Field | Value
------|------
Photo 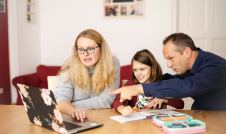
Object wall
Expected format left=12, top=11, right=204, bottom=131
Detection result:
left=8, top=0, right=41, bottom=103
left=39, top=0, right=176, bottom=70
left=16, top=0, right=41, bottom=74
left=8, top=0, right=176, bottom=103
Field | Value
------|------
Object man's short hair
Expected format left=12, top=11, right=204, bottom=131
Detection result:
left=163, top=33, right=198, bottom=53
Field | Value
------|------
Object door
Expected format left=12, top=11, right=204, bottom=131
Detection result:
left=179, top=0, right=226, bottom=58
left=178, top=0, right=226, bottom=109
left=0, top=0, right=11, bottom=104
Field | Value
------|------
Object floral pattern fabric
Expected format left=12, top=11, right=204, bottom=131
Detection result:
left=17, top=84, right=67, bottom=134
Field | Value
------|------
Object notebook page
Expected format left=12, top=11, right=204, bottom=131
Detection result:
left=110, top=112, right=146, bottom=123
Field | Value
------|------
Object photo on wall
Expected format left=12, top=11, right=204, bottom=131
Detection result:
left=26, top=0, right=36, bottom=23
left=104, top=0, right=144, bottom=18
left=0, top=0, right=5, bottom=13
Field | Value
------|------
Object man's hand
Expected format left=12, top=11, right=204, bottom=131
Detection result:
left=110, top=84, right=144, bottom=102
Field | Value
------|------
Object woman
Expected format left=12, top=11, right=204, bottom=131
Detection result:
left=54, top=29, right=120, bottom=121
left=112, top=49, right=184, bottom=116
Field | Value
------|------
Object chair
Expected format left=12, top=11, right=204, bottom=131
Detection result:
left=119, top=65, right=133, bottom=87
left=47, top=76, right=58, bottom=91
left=182, top=97, right=194, bottom=110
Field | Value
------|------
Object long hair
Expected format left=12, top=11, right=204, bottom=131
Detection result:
left=60, top=29, right=115, bottom=94
left=131, top=49, right=162, bottom=84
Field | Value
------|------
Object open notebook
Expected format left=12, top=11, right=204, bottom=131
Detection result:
left=110, top=109, right=180, bottom=124
left=17, top=84, right=103, bottom=134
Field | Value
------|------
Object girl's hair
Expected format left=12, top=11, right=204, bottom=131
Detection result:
left=60, top=29, right=115, bottom=94
left=131, top=49, right=162, bottom=84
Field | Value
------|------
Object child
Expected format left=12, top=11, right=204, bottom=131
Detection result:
left=112, top=49, right=184, bottom=116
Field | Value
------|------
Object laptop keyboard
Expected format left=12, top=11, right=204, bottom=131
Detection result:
left=63, top=121, right=82, bottom=130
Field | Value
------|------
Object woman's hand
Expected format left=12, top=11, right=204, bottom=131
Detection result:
left=70, top=108, right=86, bottom=122
left=146, top=98, right=168, bottom=109
left=57, top=100, right=87, bottom=122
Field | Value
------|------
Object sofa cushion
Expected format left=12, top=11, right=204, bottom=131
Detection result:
left=37, top=65, right=61, bottom=83
left=120, top=65, right=133, bottom=87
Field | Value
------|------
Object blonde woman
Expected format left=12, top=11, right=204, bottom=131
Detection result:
left=54, top=29, right=120, bottom=121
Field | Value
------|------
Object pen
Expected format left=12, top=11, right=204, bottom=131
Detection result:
left=132, top=106, right=137, bottom=112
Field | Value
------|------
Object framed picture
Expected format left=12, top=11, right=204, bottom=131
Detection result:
left=104, top=0, right=145, bottom=18
left=0, top=0, right=6, bottom=13
left=26, top=0, right=35, bottom=23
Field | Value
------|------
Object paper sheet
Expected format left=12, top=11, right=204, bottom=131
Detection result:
left=140, top=109, right=179, bottom=117
left=110, top=109, right=179, bottom=123
left=110, top=112, right=146, bottom=123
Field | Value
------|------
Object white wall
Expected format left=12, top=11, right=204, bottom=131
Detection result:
left=8, top=0, right=19, bottom=104
left=8, top=0, right=41, bottom=103
left=9, top=0, right=177, bottom=103
left=39, top=0, right=176, bottom=70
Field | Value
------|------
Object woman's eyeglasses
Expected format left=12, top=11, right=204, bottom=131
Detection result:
left=77, top=46, right=100, bottom=54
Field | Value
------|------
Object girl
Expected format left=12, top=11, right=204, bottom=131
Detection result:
left=112, top=49, right=184, bottom=116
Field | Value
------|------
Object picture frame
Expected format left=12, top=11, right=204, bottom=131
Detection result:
left=104, top=0, right=145, bottom=18
left=0, top=0, right=6, bottom=13
left=26, top=0, right=36, bottom=23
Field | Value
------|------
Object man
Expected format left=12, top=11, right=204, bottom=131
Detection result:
left=112, top=33, right=226, bottom=110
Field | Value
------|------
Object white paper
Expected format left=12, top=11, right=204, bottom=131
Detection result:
left=140, top=109, right=179, bottom=117
left=110, top=112, right=146, bottom=123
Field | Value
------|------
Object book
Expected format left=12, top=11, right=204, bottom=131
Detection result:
left=162, top=119, right=206, bottom=134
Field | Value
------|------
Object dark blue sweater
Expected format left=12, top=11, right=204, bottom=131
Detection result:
left=142, top=49, right=226, bottom=110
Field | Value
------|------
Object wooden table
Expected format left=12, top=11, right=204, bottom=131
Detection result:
left=0, top=105, right=226, bottom=134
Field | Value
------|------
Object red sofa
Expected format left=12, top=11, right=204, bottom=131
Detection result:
left=12, top=64, right=133, bottom=105
left=13, top=64, right=184, bottom=109
left=12, top=65, right=61, bottom=105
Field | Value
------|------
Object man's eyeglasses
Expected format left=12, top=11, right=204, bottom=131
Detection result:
left=77, top=46, right=100, bottom=54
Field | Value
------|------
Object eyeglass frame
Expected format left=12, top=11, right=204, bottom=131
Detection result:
left=77, top=45, right=100, bottom=54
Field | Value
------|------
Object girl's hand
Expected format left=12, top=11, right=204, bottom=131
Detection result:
left=146, top=98, right=168, bottom=109
left=121, top=106, right=134, bottom=116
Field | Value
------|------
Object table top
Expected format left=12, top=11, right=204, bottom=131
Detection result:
left=0, top=105, right=226, bottom=134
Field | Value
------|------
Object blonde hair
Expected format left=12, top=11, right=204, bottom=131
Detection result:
left=60, top=29, right=115, bottom=94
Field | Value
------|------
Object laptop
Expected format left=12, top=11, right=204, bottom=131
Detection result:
left=17, top=84, right=103, bottom=134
